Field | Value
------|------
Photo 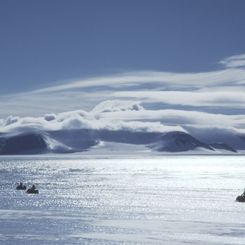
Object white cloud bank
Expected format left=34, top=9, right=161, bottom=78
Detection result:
left=0, top=100, right=245, bottom=137
left=0, top=101, right=185, bottom=134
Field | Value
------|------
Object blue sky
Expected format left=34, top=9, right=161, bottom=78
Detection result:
left=1, top=0, right=245, bottom=94
left=0, top=0, right=245, bottom=134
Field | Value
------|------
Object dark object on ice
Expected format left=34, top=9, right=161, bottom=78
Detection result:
left=16, top=182, right=26, bottom=190
left=236, top=190, right=245, bottom=202
left=236, top=195, right=245, bottom=202
left=26, top=184, right=39, bottom=194
left=26, top=189, right=39, bottom=194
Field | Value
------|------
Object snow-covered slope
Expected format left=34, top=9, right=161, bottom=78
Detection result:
left=0, top=128, right=242, bottom=155
left=149, top=131, right=213, bottom=152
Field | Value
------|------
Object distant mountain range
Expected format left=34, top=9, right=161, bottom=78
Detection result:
left=0, top=101, right=244, bottom=155
left=0, top=128, right=242, bottom=155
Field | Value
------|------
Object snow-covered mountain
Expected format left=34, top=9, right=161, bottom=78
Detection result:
left=0, top=101, right=244, bottom=155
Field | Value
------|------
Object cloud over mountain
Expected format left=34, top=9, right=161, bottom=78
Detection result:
left=0, top=100, right=244, bottom=154
left=0, top=54, right=245, bottom=154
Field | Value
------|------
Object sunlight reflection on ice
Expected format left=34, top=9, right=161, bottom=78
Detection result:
left=0, top=156, right=245, bottom=244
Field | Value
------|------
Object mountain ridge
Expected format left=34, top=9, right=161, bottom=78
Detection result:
left=0, top=129, right=241, bottom=155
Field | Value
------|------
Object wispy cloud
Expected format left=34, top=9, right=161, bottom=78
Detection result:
left=219, top=54, right=245, bottom=69
left=32, top=68, right=245, bottom=93
left=113, top=91, right=245, bottom=108
left=0, top=54, right=245, bottom=121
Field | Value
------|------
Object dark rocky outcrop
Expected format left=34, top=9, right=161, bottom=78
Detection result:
left=0, top=133, right=47, bottom=154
